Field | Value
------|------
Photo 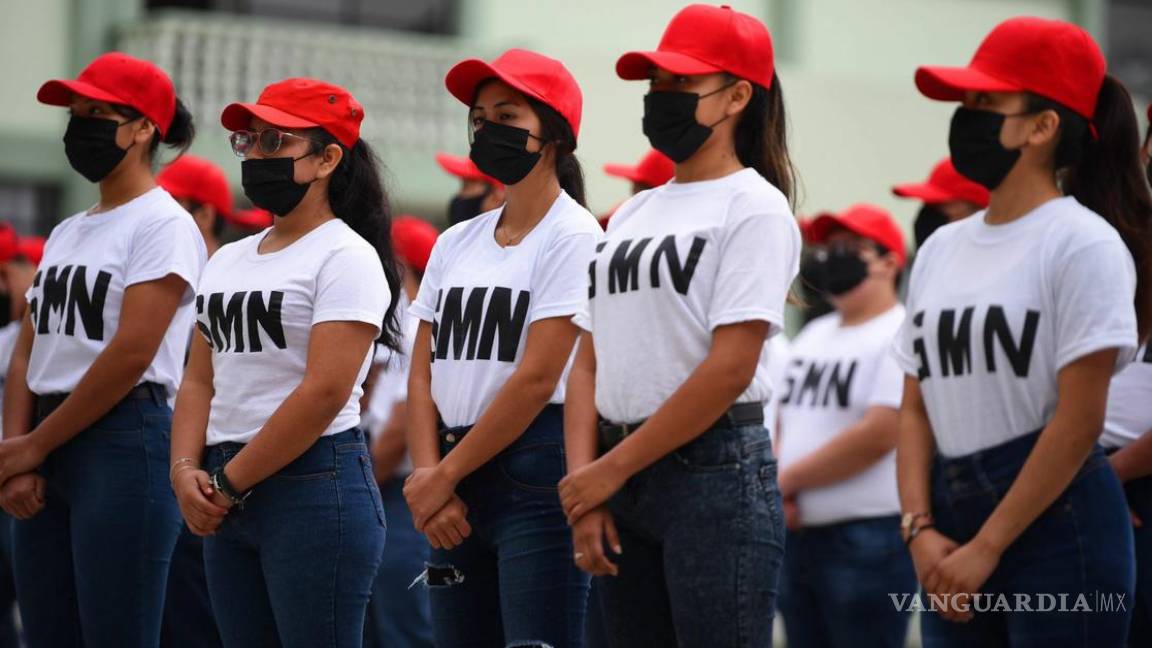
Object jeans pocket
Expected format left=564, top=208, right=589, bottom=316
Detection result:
left=672, top=436, right=742, bottom=473
left=498, top=442, right=565, bottom=493
left=358, top=454, right=387, bottom=527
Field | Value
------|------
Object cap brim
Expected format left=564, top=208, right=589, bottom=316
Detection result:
left=445, top=58, right=549, bottom=110
left=434, top=152, right=501, bottom=186
left=807, top=213, right=863, bottom=244
left=915, top=65, right=1021, bottom=101
left=892, top=182, right=952, bottom=204
left=37, top=79, right=124, bottom=107
left=603, top=162, right=641, bottom=182
left=220, top=102, right=320, bottom=132
left=616, top=51, right=723, bottom=81
left=228, top=210, right=274, bottom=230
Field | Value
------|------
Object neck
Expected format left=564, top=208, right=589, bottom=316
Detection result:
left=674, top=130, right=745, bottom=183
left=96, top=161, right=156, bottom=212
left=837, top=290, right=898, bottom=326
left=984, top=162, right=1061, bottom=225
left=501, top=171, right=560, bottom=232
left=9, top=298, right=26, bottom=323
left=272, top=192, right=336, bottom=242
left=204, top=236, right=220, bottom=258
left=404, top=272, right=420, bottom=302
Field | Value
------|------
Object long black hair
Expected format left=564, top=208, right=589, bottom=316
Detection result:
left=1027, top=75, right=1152, bottom=340
left=524, top=96, right=587, bottom=207
left=308, top=131, right=403, bottom=353
left=731, top=73, right=797, bottom=208
left=111, top=97, right=195, bottom=161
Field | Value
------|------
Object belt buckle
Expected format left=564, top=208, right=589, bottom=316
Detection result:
left=619, top=422, right=632, bottom=438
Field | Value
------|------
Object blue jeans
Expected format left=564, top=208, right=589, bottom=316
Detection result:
left=161, top=525, right=221, bottom=648
left=1124, top=473, right=1152, bottom=646
left=12, top=396, right=182, bottom=647
left=777, top=515, right=916, bottom=647
left=428, top=404, right=590, bottom=648
left=596, top=424, right=785, bottom=647
left=922, top=431, right=1135, bottom=647
left=203, top=428, right=386, bottom=648
left=364, top=477, right=432, bottom=648
left=0, top=513, right=20, bottom=648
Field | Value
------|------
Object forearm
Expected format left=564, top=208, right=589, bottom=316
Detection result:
left=170, top=378, right=214, bottom=469
left=406, top=376, right=442, bottom=470
left=564, top=364, right=599, bottom=472
left=896, top=397, right=936, bottom=516
left=3, top=343, right=34, bottom=440
left=1109, top=429, right=1152, bottom=482
left=785, top=417, right=896, bottom=492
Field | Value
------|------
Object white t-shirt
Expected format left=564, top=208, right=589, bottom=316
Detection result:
left=763, top=333, right=791, bottom=436
left=0, top=321, right=21, bottom=429
left=410, top=191, right=601, bottom=427
left=1101, top=343, right=1152, bottom=449
left=196, top=219, right=390, bottom=445
left=574, top=168, right=801, bottom=423
left=26, top=187, right=206, bottom=397
left=893, top=197, right=1137, bottom=458
left=778, top=306, right=905, bottom=526
left=362, top=310, right=418, bottom=476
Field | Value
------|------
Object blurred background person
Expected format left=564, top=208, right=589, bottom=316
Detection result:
left=597, top=148, right=674, bottom=228
left=435, top=152, right=504, bottom=226
left=892, top=157, right=990, bottom=250
left=157, top=154, right=234, bottom=258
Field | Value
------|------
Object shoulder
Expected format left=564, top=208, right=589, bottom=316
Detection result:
left=545, top=192, right=603, bottom=243
left=1045, top=198, right=1128, bottom=255
left=794, top=312, right=839, bottom=344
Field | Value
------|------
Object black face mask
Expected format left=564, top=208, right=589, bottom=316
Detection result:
left=913, top=204, right=950, bottom=249
left=948, top=107, right=1031, bottom=191
left=642, top=84, right=732, bottom=163
left=799, top=251, right=829, bottom=296
left=241, top=156, right=313, bottom=217
left=469, top=121, right=541, bottom=185
left=823, top=248, right=870, bottom=296
left=63, top=116, right=134, bottom=183
left=1146, top=161, right=1152, bottom=191
left=448, top=187, right=490, bottom=226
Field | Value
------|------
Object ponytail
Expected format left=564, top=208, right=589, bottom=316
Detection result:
left=733, top=73, right=797, bottom=208
left=525, top=96, right=587, bottom=207
left=1029, top=76, right=1152, bottom=340
left=310, top=132, right=403, bottom=353
left=111, top=96, right=195, bottom=161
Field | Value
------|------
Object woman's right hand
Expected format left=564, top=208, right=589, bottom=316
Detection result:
left=173, top=469, right=229, bottom=536
left=0, top=472, right=46, bottom=519
left=572, top=506, right=621, bottom=577
left=908, top=527, right=959, bottom=588
left=423, top=494, right=472, bottom=550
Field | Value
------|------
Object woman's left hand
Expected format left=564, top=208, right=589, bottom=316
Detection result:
left=0, top=435, right=47, bottom=483
left=925, top=535, right=1002, bottom=623
left=559, top=458, right=627, bottom=524
left=404, top=467, right=458, bottom=530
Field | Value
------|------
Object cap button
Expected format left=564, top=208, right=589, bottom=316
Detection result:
left=720, top=4, right=731, bottom=8
left=328, top=94, right=337, bottom=104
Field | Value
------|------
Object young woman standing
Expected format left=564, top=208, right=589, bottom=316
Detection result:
left=0, top=52, right=205, bottom=647
left=895, top=17, right=1152, bottom=645
left=170, top=78, right=400, bottom=648
left=558, top=5, right=801, bottom=645
left=402, top=48, right=601, bottom=647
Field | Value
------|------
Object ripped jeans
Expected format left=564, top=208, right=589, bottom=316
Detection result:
left=427, top=404, right=590, bottom=648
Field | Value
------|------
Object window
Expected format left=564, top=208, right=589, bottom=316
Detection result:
left=146, top=0, right=461, bottom=35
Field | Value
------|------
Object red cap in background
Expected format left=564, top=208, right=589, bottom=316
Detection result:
left=808, top=204, right=907, bottom=268
left=157, top=155, right=234, bottom=219
left=616, top=4, right=775, bottom=88
left=915, top=17, right=1105, bottom=123
left=222, top=78, right=364, bottom=149
left=446, top=48, right=583, bottom=138
left=892, top=158, right=990, bottom=208
left=604, top=149, right=675, bottom=187
left=228, top=208, right=274, bottom=231
left=0, top=224, right=17, bottom=264
left=38, top=52, right=178, bottom=136
left=435, top=152, right=502, bottom=187
left=16, top=237, right=45, bottom=266
left=392, top=216, right=439, bottom=274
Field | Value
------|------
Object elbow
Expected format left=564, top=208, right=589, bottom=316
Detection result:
left=717, top=361, right=758, bottom=401
left=517, top=369, right=563, bottom=406
left=305, top=380, right=354, bottom=417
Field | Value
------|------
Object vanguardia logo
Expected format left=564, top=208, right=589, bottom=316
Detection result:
left=889, top=591, right=1128, bottom=614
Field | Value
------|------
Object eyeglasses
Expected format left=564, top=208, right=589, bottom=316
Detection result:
left=229, top=128, right=317, bottom=158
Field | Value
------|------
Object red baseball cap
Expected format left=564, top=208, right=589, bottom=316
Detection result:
left=16, top=237, right=45, bottom=266
left=604, top=149, right=675, bottom=187
left=228, top=208, right=274, bottom=231
left=392, top=216, right=439, bottom=274
left=892, top=158, right=990, bottom=208
left=157, top=155, right=234, bottom=219
left=809, top=204, right=907, bottom=268
left=0, top=224, right=17, bottom=264
left=617, top=4, right=775, bottom=89
left=915, top=17, right=1105, bottom=122
left=435, top=152, right=502, bottom=187
left=221, top=78, right=364, bottom=149
left=446, top=49, right=583, bottom=139
left=38, top=52, right=177, bottom=136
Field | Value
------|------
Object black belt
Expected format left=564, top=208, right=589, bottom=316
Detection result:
left=35, top=381, right=167, bottom=420
left=598, top=401, right=764, bottom=454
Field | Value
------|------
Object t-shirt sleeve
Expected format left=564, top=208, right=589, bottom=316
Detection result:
left=1053, top=239, right=1138, bottom=372
left=892, top=251, right=928, bottom=377
left=708, top=208, right=800, bottom=334
left=868, top=350, right=906, bottom=409
left=312, top=244, right=390, bottom=331
left=409, top=237, right=446, bottom=323
left=529, top=231, right=600, bottom=323
left=125, top=214, right=206, bottom=295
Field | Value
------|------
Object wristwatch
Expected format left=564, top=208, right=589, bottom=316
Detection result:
left=901, top=512, right=934, bottom=545
left=210, top=467, right=251, bottom=509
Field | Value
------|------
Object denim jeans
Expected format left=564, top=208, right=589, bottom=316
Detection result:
left=161, top=525, right=221, bottom=648
left=777, top=515, right=916, bottom=648
left=12, top=395, right=182, bottom=648
left=921, top=431, right=1135, bottom=647
left=203, top=428, right=386, bottom=648
left=1124, top=472, right=1152, bottom=646
left=427, top=404, right=590, bottom=648
left=596, top=423, right=785, bottom=647
left=364, top=477, right=432, bottom=648
left=0, top=512, right=20, bottom=648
